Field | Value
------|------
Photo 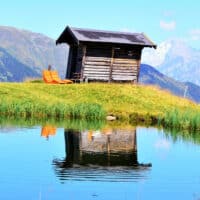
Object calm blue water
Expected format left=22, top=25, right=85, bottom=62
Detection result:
left=0, top=125, right=200, bottom=200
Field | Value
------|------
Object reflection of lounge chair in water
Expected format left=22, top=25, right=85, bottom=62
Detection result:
left=101, top=128, right=112, bottom=135
left=41, top=126, right=56, bottom=139
left=42, top=70, right=73, bottom=84
left=87, top=131, right=93, bottom=142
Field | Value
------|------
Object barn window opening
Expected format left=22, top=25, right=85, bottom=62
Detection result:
left=128, top=51, right=133, bottom=57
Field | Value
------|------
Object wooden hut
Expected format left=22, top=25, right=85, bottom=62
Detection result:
left=56, top=26, right=156, bottom=82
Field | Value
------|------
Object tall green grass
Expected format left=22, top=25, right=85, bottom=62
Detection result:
left=161, top=108, right=200, bottom=131
left=0, top=82, right=200, bottom=130
left=0, top=101, right=105, bottom=120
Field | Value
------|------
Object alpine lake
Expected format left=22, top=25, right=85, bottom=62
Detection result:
left=0, top=119, right=200, bottom=200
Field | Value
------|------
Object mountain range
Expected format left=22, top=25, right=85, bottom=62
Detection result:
left=0, top=26, right=200, bottom=103
left=142, top=39, right=200, bottom=85
left=139, top=64, right=200, bottom=103
left=0, top=26, right=68, bottom=80
left=0, top=47, right=39, bottom=81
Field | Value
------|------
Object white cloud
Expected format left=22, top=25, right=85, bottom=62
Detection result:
left=160, top=20, right=176, bottom=31
left=141, top=40, right=172, bottom=66
left=154, top=139, right=171, bottom=150
left=189, top=29, right=200, bottom=41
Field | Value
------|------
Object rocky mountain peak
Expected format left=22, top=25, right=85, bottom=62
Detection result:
left=0, top=26, right=68, bottom=76
left=142, top=39, right=200, bottom=85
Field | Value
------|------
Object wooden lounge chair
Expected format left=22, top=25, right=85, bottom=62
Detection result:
left=42, top=70, right=73, bottom=84
left=50, top=71, right=73, bottom=84
left=42, top=70, right=56, bottom=84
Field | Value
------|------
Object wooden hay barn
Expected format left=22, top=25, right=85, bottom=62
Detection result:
left=56, top=26, right=156, bottom=82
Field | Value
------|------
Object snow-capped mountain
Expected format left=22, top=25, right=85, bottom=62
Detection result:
left=142, top=40, right=200, bottom=85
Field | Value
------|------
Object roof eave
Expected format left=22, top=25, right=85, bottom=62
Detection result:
left=67, top=26, right=80, bottom=45
left=79, top=40, right=156, bottom=48
left=142, top=33, right=157, bottom=49
left=56, top=26, right=79, bottom=46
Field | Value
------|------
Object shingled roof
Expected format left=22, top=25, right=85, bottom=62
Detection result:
left=56, top=26, right=157, bottom=48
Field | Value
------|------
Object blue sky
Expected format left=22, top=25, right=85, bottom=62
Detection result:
left=1, top=0, right=200, bottom=48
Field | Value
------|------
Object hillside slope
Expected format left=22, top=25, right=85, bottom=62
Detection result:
left=0, top=47, right=39, bottom=81
left=0, top=82, right=198, bottom=118
left=1, top=82, right=200, bottom=130
left=0, top=26, right=68, bottom=77
left=139, top=64, right=200, bottom=103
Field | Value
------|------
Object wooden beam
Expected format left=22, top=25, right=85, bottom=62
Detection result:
left=113, top=58, right=138, bottom=64
left=81, top=45, right=87, bottom=79
left=85, top=56, right=111, bottom=62
left=85, top=61, right=111, bottom=66
left=136, top=59, right=141, bottom=83
left=109, top=47, right=115, bottom=82
left=112, top=72, right=138, bottom=76
left=84, top=71, right=110, bottom=75
left=84, top=68, right=110, bottom=73
left=112, top=75, right=137, bottom=81
left=112, top=63, right=138, bottom=67
left=85, top=75, right=110, bottom=80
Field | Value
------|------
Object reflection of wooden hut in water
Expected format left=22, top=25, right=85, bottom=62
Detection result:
left=53, top=128, right=151, bottom=167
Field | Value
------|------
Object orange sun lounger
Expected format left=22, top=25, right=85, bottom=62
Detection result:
left=42, top=70, right=55, bottom=84
left=42, top=70, right=73, bottom=84
left=50, top=71, right=73, bottom=84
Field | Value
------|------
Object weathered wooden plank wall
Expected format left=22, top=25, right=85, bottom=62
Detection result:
left=75, top=44, right=142, bottom=82
left=82, top=45, right=112, bottom=81
left=83, top=56, right=111, bottom=81
left=111, top=58, right=138, bottom=81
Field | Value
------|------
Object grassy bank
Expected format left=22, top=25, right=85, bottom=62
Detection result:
left=0, top=82, right=200, bottom=129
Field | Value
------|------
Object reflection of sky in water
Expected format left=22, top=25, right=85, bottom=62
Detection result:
left=154, top=139, right=171, bottom=150
left=0, top=126, right=200, bottom=200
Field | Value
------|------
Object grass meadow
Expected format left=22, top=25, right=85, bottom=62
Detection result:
left=0, top=82, right=200, bottom=130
